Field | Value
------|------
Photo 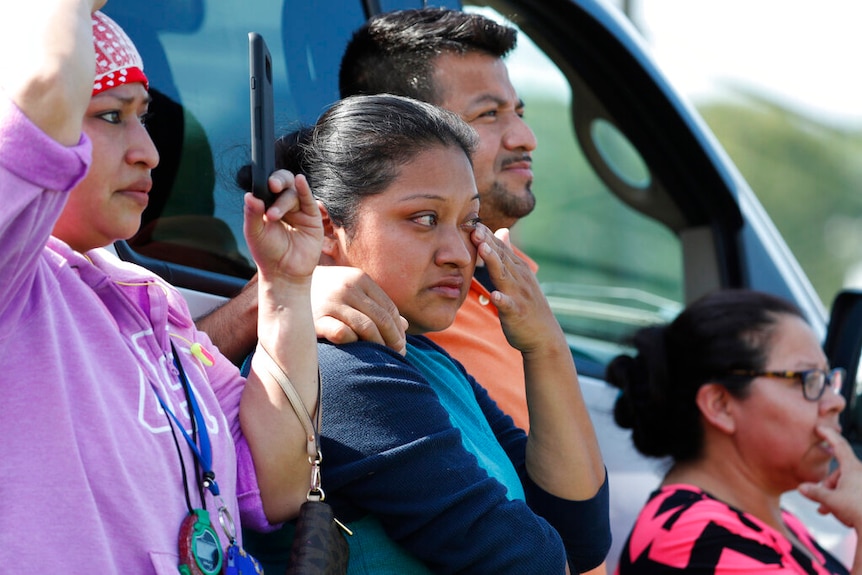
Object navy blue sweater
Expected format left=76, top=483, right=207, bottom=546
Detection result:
left=245, top=335, right=610, bottom=573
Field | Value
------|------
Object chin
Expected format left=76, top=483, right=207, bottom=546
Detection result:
left=800, top=462, right=833, bottom=485
left=408, top=314, right=458, bottom=335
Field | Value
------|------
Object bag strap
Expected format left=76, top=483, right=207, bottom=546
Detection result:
left=254, top=343, right=325, bottom=500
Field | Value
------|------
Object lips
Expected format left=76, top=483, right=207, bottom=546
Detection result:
left=815, top=425, right=842, bottom=456
left=117, top=178, right=152, bottom=207
left=500, top=156, right=533, bottom=182
left=126, top=176, right=153, bottom=195
left=430, top=276, right=466, bottom=299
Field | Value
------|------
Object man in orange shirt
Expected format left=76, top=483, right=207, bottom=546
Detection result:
left=338, top=7, right=539, bottom=430
left=336, top=11, right=608, bottom=573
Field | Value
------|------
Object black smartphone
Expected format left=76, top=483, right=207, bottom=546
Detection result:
left=249, top=32, right=276, bottom=207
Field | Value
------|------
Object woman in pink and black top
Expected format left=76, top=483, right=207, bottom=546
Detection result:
left=607, top=289, right=862, bottom=574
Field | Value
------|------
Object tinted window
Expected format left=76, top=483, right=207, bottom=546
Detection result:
left=110, top=0, right=685, bottom=364
left=468, top=5, right=683, bottom=365
left=104, top=0, right=368, bottom=279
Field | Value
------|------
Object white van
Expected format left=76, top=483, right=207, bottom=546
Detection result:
left=104, top=0, right=862, bottom=569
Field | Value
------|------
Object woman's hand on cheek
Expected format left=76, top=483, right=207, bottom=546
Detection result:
left=799, top=425, right=862, bottom=529
left=473, top=224, right=561, bottom=354
left=243, top=170, right=323, bottom=284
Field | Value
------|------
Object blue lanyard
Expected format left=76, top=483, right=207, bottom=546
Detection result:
left=154, top=343, right=220, bottom=499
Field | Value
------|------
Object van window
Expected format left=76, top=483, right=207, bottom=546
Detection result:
left=107, top=0, right=685, bottom=367
left=104, top=0, right=368, bottom=279
left=468, top=5, right=683, bottom=367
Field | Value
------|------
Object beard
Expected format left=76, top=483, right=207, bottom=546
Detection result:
left=481, top=180, right=536, bottom=230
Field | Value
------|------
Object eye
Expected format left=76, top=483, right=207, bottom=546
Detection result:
left=140, top=112, right=154, bottom=127
left=467, top=107, right=499, bottom=123
left=461, top=215, right=481, bottom=231
left=413, top=214, right=438, bottom=227
left=97, top=111, right=122, bottom=125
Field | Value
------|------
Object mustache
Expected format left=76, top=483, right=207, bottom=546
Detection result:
left=500, top=154, right=532, bottom=168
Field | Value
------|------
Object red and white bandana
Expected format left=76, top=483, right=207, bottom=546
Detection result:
left=91, top=11, right=148, bottom=96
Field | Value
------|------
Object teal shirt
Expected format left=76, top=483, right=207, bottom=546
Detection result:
left=404, top=342, right=525, bottom=502
left=340, top=342, right=527, bottom=575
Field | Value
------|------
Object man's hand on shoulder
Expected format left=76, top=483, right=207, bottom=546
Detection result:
left=312, top=266, right=407, bottom=355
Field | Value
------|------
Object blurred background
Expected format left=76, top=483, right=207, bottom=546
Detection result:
left=613, top=0, right=862, bottom=308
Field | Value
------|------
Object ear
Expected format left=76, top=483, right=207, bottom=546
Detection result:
left=318, top=201, right=343, bottom=265
left=696, top=383, right=736, bottom=435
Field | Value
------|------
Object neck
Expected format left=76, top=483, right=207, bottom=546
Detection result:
left=663, top=459, right=786, bottom=534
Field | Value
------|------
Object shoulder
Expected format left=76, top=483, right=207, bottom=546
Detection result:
left=623, top=485, right=785, bottom=570
left=638, top=485, right=767, bottom=534
left=317, top=338, right=432, bottom=395
left=89, top=247, right=197, bottom=330
left=318, top=338, right=410, bottom=368
left=781, top=508, right=822, bottom=552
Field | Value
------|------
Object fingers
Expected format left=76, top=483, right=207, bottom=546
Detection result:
left=473, top=225, right=521, bottom=291
left=310, top=267, right=407, bottom=355
left=798, top=426, right=862, bottom=529
left=494, top=227, right=512, bottom=248
left=243, top=169, right=323, bottom=283
left=246, top=171, right=315, bottom=227
left=314, top=316, right=359, bottom=345
left=470, top=224, right=566, bottom=353
left=473, top=224, right=542, bottom=306
left=817, top=426, right=855, bottom=465
left=314, top=309, right=407, bottom=355
left=261, top=170, right=299, bottom=221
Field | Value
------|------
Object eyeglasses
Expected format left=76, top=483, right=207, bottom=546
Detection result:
left=729, top=367, right=845, bottom=401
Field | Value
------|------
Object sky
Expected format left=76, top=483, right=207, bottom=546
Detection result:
left=623, top=0, right=862, bottom=127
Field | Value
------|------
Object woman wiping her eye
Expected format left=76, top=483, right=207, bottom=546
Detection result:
left=241, top=93, right=611, bottom=575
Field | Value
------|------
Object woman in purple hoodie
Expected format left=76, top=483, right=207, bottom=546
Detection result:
left=0, top=1, right=322, bottom=572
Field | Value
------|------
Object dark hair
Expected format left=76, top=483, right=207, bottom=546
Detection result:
left=291, top=94, right=477, bottom=231
left=274, top=127, right=313, bottom=176
left=339, top=8, right=517, bottom=103
left=606, top=289, right=805, bottom=463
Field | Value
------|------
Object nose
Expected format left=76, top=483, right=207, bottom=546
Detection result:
left=435, top=225, right=475, bottom=269
left=127, top=118, right=160, bottom=170
left=503, top=113, right=537, bottom=153
left=820, top=383, right=846, bottom=415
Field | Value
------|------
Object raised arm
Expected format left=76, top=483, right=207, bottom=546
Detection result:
left=472, top=224, right=606, bottom=498
left=238, top=170, right=323, bottom=522
left=0, top=0, right=104, bottom=145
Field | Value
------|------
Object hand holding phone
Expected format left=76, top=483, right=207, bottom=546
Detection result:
left=249, top=32, right=276, bottom=207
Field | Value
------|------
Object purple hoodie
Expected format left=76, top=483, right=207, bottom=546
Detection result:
left=0, top=95, right=269, bottom=573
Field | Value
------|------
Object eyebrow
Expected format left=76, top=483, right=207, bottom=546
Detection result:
left=95, top=93, right=153, bottom=107
left=398, top=192, right=481, bottom=203
left=468, top=94, right=525, bottom=109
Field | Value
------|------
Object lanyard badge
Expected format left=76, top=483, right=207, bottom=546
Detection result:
left=178, top=502, right=262, bottom=575
left=159, top=343, right=262, bottom=575
left=179, top=509, right=222, bottom=575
